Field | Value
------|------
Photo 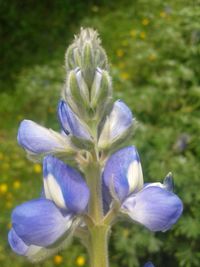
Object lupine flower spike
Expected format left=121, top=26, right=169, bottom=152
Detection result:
left=9, top=28, right=183, bottom=267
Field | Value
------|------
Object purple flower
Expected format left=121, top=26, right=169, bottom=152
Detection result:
left=17, top=120, right=75, bottom=159
left=103, top=146, right=183, bottom=232
left=8, top=156, right=89, bottom=262
left=98, top=100, right=134, bottom=149
left=103, top=146, right=143, bottom=202
left=43, top=156, right=89, bottom=212
left=58, top=100, right=91, bottom=140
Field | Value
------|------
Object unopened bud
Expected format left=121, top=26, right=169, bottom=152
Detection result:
left=91, top=68, right=112, bottom=109
left=82, top=42, right=94, bottom=69
left=65, top=28, right=108, bottom=74
left=64, top=68, right=90, bottom=119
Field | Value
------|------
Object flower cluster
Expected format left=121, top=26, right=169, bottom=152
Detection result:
left=8, top=28, right=183, bottom=266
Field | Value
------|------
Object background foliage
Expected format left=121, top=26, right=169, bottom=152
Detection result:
left=0, top=0, right=200, bottom=266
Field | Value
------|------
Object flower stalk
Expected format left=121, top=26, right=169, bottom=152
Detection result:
left=83, top=136, right=109, bottom=267
left=8, top=28, right=183, bottom=267
left=88, top=225, right=110, bottom=267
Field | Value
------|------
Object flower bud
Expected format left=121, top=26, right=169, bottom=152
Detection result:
left=82, top=42, right=94, bottom=69
left=58, top=100, right=94, bottom=150
left=90, top=68, right=112, bottom=110
left=58, top=100, right=91, bottom=140
left=73, top=48, right=82, bottom=67
left=81, top=42, right=95, bottom=87
left=98, top=100, right=134, bottom=150
left=65, top=28, right=108, bottom=73
left=64, top=68, right=90, bottom=120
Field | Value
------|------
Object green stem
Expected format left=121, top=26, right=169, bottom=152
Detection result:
left=88, top=225, right=110, bottom=267
left=85, top=157, right=103, bottom=223
left=82, top=117, right=111, bottom=267
left=84, top=149, right=110, bottom=267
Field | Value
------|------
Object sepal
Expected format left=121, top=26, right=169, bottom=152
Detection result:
left=70, top=135, right=94, bottom=150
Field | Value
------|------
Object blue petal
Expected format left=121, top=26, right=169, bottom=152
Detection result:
left=109, top=100, right=133, bottom=139
left=12, top=198, right=74, bottom=246
left=58, top=100, right=91, bottom=140
left=102, top=179, right=112, bottom=214
left=98, top=100, right=133, bottom=148
left=43, top=155, right=90, bottom=213
left=103, top=146, right=143, bottom=202
left=122, top=186, right=183, bottom=232
left=144, top=262, right=155, bottom=267
left=8, top=228, right=29, bottom=255
left=17, top=120, right=69, bottom=154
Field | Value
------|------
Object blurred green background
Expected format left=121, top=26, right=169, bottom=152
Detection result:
left=0, top=0, right=200, bottom=266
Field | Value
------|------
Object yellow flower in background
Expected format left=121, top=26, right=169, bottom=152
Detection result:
left=148, top=54, right=157, bottom=61
left=33, top=163, right=42, bottom=174
left=53, top=255, right=63, bottom=265
left=160, top=11, right=167, bottom=18
left=142, top=18, right=150, bottom=26
left=7, top=222, right=12, bottom=229
left=130, top=29, right=136, bottom=37
left=140, top=31, right=146, bottom=39
left=120, top=72, right=130, bottom=80
left=13, top=180, right=21, bottom=190
left=116, top=49, right=124, bottom=58
left=0, top=183, right=8, bottom=194
left=76, top=256, right=86, bottom=266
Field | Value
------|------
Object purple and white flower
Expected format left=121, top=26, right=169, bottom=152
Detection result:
left=58, top=100, right=91, bottom=140
left=17, top=120, right=75, bottom=159
left=98, top=100, right=134, bottom=149
left=103, top=146, right=183, bottom=232
left=8, top=156, right=89, bottom=262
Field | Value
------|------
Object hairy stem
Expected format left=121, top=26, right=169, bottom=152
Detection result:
left=86, top=161, right=103, bottom=222
left=88, top=225, right=110, bottom=267
left=83, top=141, right=110, bottom=267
